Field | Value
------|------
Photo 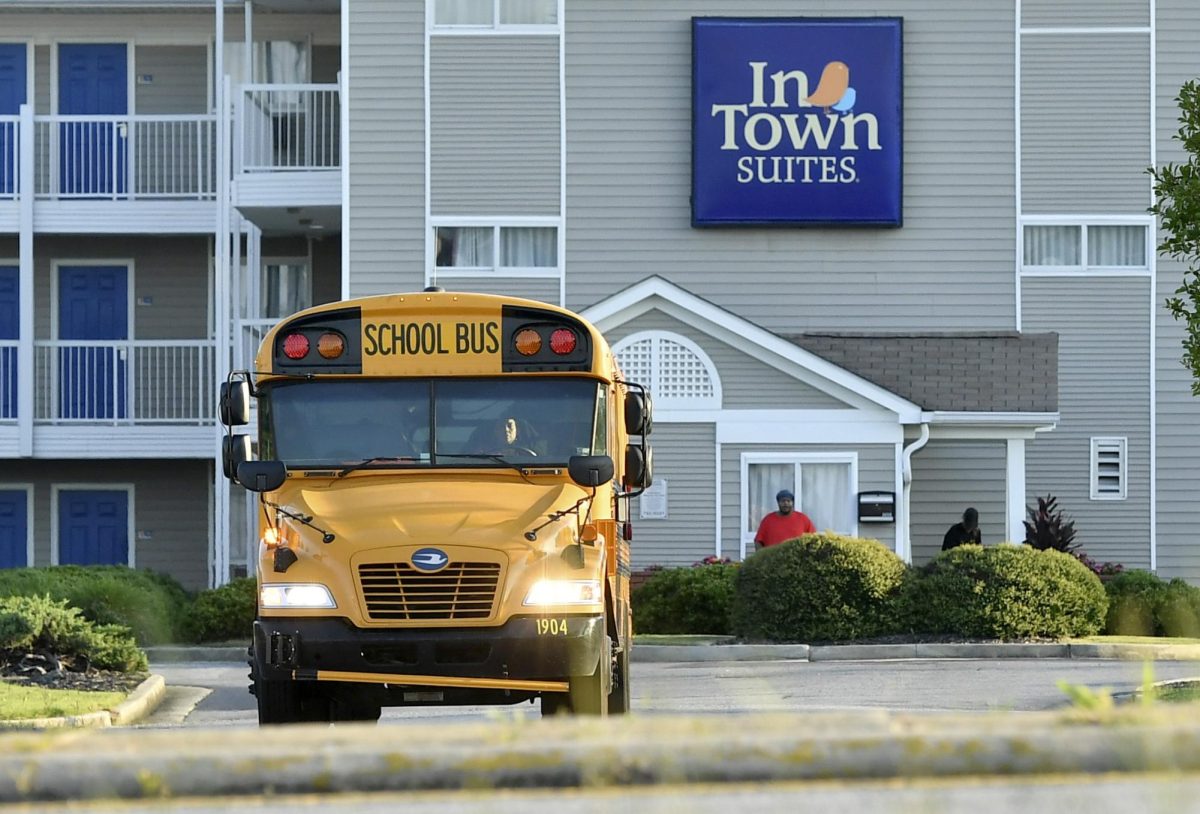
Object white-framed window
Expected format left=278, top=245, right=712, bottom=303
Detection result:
left=612, top=331, right=721, bottom=410
left=1090, top=437, right=1127, bottom=500
left=1021, top=219, right=1151, bottom=274
left=431, top=0, right=559, bottom=31
left=740, top=453, right=858, bottom=557
left=260, top=259, right=311, bottom=319
left=433, top=223, right=559, bottom=277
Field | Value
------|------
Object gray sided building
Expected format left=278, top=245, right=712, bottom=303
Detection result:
left=0, top=0, right=1195, bottom=587
left=345, top=0, right=1200, bottom=577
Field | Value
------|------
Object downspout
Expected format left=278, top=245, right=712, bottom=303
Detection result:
left=899, top=423, right=930, bottom=563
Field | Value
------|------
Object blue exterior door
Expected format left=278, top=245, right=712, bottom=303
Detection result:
left=0, top=44, right=25, bottom=195
left=0, top=266, right=17, bottom=419
left=58, top=265, right=128, bottom=419
left=58, top=44, right=127, bottom=196
left=0, top=490, right=28, bottom=569
left=58, top=489, right=128, bottom=565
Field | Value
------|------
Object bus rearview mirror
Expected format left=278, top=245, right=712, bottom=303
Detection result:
left=568, top=455, right=614, bottom=488
left=220, top=380, right=251, bottom=427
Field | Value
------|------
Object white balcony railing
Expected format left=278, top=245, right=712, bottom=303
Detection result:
left=33, top=114, right=217, bottom=200
left=237, top=318, right=277, bottom=371
left=238, top=84, right=340, bottom=172
left=0, top=116, right=17, bottom=201
left=34, top=340, right=216, bottom=424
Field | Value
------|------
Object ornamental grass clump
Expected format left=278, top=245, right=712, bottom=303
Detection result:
left=731, top=532, right=908, bottom=643
left=910, top=544, right=1107, bottom=640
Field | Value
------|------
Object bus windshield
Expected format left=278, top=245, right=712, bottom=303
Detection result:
left=260, top=377, right=603, bottom=468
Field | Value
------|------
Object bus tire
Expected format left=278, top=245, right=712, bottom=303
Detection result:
left=608, top=641, right=631, bottom=715
left=250, top=645, right=331, bottom=725
left=540, top=635, right=612, bottom=717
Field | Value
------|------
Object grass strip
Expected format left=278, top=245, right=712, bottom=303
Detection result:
left=0, top=682, right=126, bottom=721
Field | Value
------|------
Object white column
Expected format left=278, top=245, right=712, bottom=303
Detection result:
left=1005, top=438, right=1027, bottom=544
left=212, top=1, right=231, bottom=587
left=17, top=104, right=33, bottom=456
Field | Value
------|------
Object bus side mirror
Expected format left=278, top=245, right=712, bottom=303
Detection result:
left=222, top=435, right=252, bottom=480
left=623, top=444, right=653, bottom=489
left=624, top=390, right=652, bottom=436
left=237, top=460, right=287, bottom=492
left=219, top=380, right=251, bottom=427
left=568, top=455, right=614, bottom=488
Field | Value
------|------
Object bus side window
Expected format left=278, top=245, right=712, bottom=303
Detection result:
left=593, top=386, right=608, bottom=456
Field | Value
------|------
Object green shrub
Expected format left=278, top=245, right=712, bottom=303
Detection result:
left=183, top=578, right=257, bottom=643
left=632, top=564, right=738, bottom=635
left=0, top=566, right=190, bottom=645
left=0, top=594, right=147, bottom=672
left=910, top=545, right=1107, bottom=640
left=731, top=532, right=909, bottom=643
left=1105, top=570, right=1200, bottom=637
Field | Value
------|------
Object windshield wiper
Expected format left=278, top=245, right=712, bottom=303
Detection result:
left=336, top=456, right=419, bottom=478
left=434, top=452, right=527, bottom=471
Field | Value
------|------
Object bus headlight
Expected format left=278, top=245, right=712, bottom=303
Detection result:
left=260, top=583, right=337, bottom=609
left=523, top=580, right=602, bottom=606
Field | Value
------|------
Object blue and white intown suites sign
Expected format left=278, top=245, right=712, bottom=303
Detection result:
left=692, top=17, right=904, bottom=226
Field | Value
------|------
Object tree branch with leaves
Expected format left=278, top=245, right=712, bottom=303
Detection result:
left=1151, top=79, right=1200, bottom=395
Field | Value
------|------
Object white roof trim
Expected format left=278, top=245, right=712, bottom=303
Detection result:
left=583, top=277, right=923, bottom=422
left=923, top=411, right=1060, bottom=426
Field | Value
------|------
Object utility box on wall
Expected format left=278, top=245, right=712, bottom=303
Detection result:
left=858, top=491, right=895, bottom=523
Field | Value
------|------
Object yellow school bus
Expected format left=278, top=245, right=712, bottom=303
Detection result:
left=219, top=289, right=652, bottom=723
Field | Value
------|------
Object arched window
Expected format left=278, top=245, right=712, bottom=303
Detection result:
left=613, top=331, right=721, bottom=409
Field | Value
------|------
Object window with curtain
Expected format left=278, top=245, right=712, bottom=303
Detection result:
left=434, top=0, right=557, bottom=27
left=1022, top=223, right=1148, bottom=270
left=435, top=226, right=557, bottom=271
left=745, top=459, right=854, bottom=548
left=261, top=262, right=310, bottom=319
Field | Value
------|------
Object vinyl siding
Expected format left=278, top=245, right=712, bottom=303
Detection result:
left=564, top=1, right=1017, bottom=330
left=347, top=0, right=426, bottom=296
left=438, top=276, right=560, bottom=304
left=1022, top=0, right=1150, bottom=28
left=909, top=440, right=1007, bottom=566
left=135, top=46, right=207, bottom=114
left=628, top=423, right=716, bottom=569
left=7, top=459, right=210, bottom=591
left=429, top=38, right=560, bottom=215
left=721, top=442, right=896, bottom=560
left=1153, top=0, right=1200, bottom=581
left=1022, top=277, right=1151, bottom=567
left=1020, top=35, right=1151, bottom=214
left=604, top=307, right=854, bottom=409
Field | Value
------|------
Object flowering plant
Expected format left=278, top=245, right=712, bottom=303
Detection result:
left=693, top=555, right=734, bottom=567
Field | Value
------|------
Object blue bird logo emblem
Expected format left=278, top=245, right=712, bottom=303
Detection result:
left=412, top=548, right=450, bottom=572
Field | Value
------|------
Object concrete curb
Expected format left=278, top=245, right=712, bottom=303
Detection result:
left=145, top=641, right=1200, bottom=664
left=0, top=674, right=166, bottom=731
left=2, top=707, right=1200, bottom=802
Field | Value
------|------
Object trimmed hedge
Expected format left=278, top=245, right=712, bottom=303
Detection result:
left=184, top=577, right=256, bottom=643
left=0, top=594, right=147, bottom=672
left=1105, top=570, right=1200, bottom=637
left=0, top=566, right=190, bottom=645
left=732, top=532, right=908, bottom=643
left=632, top=564, right=738, bottom=635
left=906, top=545, right=1107, bottom=640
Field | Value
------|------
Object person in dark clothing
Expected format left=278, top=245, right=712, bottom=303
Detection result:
left=942, top=507, right=982, bottom=550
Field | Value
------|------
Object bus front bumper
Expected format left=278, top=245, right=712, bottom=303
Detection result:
left=253, top=615, right=606, bottom=692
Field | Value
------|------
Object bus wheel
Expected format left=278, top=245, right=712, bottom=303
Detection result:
left=541, top=636, right=613, bottom=716
left=250, top=648, right=331, bottom=725
left=608, top=640, right=631, bottom=715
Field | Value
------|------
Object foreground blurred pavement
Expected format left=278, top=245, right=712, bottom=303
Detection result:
left=5, top=705, right=1200, bottom=805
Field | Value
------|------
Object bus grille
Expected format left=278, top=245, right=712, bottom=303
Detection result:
left=357, top=562, right=501, bottom=621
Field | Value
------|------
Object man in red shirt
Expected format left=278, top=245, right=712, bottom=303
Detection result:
left=754, top=489, right=816, bottom=550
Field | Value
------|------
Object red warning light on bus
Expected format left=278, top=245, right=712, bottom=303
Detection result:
left=283, top=333, right=310, bottom=360
left=549, top=328, right=577, bottom=355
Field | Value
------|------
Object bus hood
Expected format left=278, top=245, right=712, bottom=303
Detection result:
left=276, top=478, right=590, bottom=552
